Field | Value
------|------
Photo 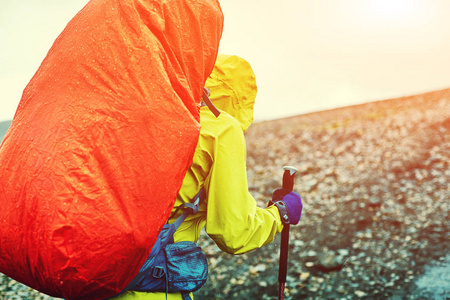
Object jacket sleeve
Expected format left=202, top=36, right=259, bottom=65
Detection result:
left=204, top=116, right=284, bottom=255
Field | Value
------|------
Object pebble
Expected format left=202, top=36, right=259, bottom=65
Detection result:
left=355, top=290, right=367, bottom=297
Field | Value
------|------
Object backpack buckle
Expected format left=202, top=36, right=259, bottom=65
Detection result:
left=152, top=266, right=165, bottom=278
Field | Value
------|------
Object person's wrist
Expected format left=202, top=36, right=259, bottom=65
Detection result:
left=274, top=201, right=290, bottom=224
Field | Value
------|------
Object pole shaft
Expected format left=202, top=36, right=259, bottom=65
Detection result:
left=278, top=166, right=297, bottom=300
left=279, top=225, right=290, bottom=283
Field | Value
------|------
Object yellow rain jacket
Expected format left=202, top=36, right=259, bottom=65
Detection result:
left=114, top=55, right=284, bottom=300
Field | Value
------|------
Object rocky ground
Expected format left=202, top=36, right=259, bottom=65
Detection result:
left=1, top=89, right=449, bottom=299
left=196, top=89, right=450, bottom=300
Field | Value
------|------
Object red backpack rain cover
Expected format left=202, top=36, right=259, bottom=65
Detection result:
left=0, top=0, right=223, bottom=299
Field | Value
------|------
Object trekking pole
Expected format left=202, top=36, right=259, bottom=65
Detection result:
left=278, top=166, right=297, bottom=300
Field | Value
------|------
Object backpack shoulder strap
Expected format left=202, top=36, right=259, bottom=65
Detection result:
left=171, top=187, right=206, bottom=231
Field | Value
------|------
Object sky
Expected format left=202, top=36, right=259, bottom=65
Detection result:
left=1, top=0, right=450, bottom=122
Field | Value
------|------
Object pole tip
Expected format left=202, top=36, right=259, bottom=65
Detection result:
left=283, top=166, right=298, bottom=176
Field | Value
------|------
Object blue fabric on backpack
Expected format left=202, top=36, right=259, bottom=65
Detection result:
left=124, top=227, right=208, bottom=293
left=135, top=240, right=208, bottom=293
left=114, top=189, right=208, bottom=298
left=165, top=241, right=208, bottom=292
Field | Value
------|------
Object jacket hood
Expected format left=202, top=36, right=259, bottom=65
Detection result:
left=205, top=54, right=257, bottom=131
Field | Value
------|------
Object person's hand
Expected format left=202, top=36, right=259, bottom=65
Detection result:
left=281, top=191, right=302, bottom=225
left=270, top=189, right=303, bottom=225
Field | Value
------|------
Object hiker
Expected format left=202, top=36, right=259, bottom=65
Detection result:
left=112, top=54, right=303, bottom=299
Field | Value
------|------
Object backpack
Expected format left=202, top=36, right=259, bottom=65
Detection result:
left=0, top=0, right=223, bottom=299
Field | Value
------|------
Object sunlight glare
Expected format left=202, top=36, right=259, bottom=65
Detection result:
left=367, top=0, right=416, bottom=21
